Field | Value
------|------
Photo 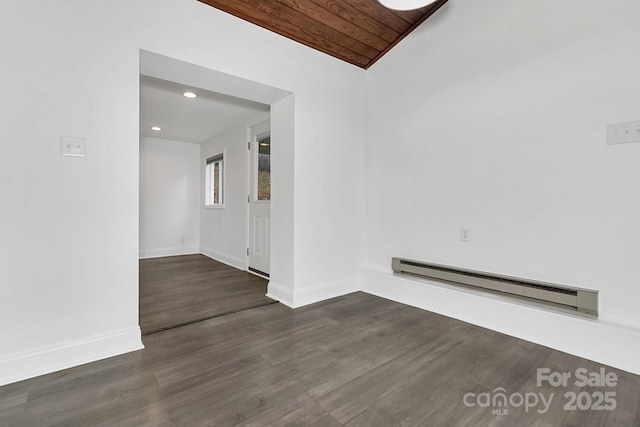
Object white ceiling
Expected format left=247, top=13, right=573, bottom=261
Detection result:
left=139, top=75, right=270, bottom=144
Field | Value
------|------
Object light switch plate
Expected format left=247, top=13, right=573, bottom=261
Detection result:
left=607, top=120, right=640, bottom=145
left=61, top=136, right=87, bottom=157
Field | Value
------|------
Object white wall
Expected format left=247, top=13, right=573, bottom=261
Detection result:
left=139, top=136, right=200, bottom=258
left=199, top=119, right=258, bottom=269
left=269, top=95, right=296, bottom=299
left=0, top=0, right=366, bottom=385
left=364, top=0, right=640, bottom=373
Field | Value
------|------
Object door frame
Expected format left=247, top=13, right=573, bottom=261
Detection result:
left=140, top=50, right=296, bottom=309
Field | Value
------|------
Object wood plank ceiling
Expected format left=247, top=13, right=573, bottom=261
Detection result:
left=198, top=0, right=448, bottom=69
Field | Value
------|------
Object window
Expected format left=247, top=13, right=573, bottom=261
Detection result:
left=205, top=154, right=224, bottom=206
left=257, top=135, right=270, bottom=201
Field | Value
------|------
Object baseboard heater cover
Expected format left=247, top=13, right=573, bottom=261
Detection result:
left=391, top=258, right=598, bottom=317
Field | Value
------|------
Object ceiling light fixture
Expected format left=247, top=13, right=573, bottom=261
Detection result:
left=150, top=126, right=162, bottom=131
left=378, top=0, right=438, bottom=11
left=182, top=91, right=197, bottom=99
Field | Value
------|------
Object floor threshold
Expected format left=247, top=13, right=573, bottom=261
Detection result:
left=142, top=300, right=279, bottom=336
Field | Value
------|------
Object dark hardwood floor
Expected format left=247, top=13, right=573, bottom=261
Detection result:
left=1, top=292, right=639, bottom=426
left=139, top=254, right=274, bottom=334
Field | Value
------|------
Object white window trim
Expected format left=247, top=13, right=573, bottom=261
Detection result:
left=205, top=152, right=225, bottom=208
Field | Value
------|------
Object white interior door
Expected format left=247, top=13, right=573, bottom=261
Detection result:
left=248, top=120, right=271, bottom=276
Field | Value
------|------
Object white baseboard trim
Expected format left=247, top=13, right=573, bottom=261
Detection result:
left=0, top=327, right=144, bottom=387
left=199, top=247, right=246, bottom=271
left=361, top=268, right=640, bottom=375
left=266, top=282, right=294, bottom=308
left=292, top=277, right=361, bottom=308
left=267, top=277, right=360, bottom=309
left=139, top=246, right=199, bottom=259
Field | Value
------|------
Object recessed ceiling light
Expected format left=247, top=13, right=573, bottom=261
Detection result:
left=182, top=91, right=197, bottom=99
left=150, top=126, right=162, bottom=131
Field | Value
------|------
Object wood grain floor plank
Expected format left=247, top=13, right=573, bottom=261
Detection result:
left=0, top=389, right=28, bottom=418
left=266, top=400, right=338, bottom=427
left=1, top=291, right=639, bottom=426
left=139, top=254, right=273, bottom=334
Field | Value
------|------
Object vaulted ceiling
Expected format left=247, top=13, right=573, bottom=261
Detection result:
left=198, top=0, right=448, bottom=69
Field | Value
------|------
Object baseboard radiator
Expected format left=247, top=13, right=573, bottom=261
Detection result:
left=392, top=258, right=598, bottom=317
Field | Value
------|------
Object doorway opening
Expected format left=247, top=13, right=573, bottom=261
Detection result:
left=138, top=50, right=294, bottom=333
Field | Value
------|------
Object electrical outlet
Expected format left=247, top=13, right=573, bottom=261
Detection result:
left=460, top=227, right=469, bottom=242
left=61, top=136, right=87, bottom=157
left=607, top=120, right=640, bottom=145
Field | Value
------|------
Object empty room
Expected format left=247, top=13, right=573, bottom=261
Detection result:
left=1, top=0, right=639, bottom=426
